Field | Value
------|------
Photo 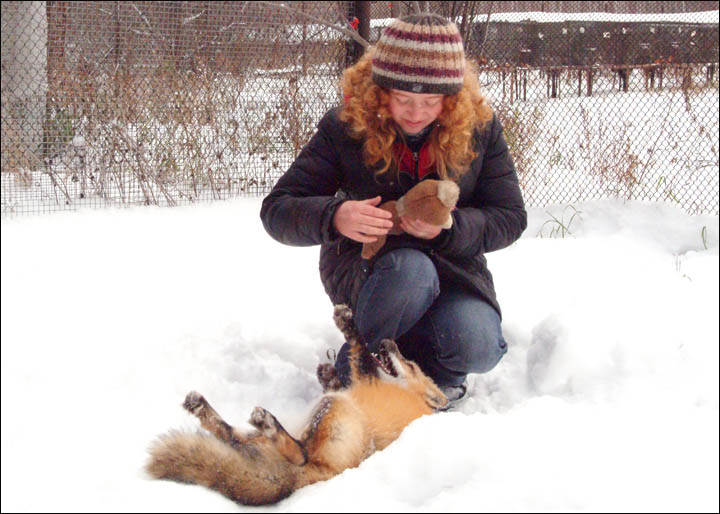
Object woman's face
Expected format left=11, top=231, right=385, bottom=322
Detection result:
left=388, top=89, right=444, bottom=134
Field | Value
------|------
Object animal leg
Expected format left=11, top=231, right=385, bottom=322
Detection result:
left=250, top=407, right=307, bottom=466
left=333, top=304, right=383, bottom=380
left=182, top=391, right=255, bottom=450
left=333, top=304, right=360, bottom=344
left=361, top=235, right=387, bottom=259
left=317, top=363, right=344, bottom=392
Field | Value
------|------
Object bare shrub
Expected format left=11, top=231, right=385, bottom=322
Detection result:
left=494, top=102, right=546, bottom=201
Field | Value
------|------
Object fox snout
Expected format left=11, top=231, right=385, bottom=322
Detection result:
left=379, top=339, right=398, bottom=354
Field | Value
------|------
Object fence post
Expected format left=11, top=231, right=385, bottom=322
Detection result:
left=350, top=0, right=371, bottom=64
left=113, top=1, right=121, bottom=97
left=1, top=1, right=48, bottom=170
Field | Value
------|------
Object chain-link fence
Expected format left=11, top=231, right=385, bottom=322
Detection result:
left=2, top=1, right=353, bottom=216
left=2, top=1, right=718, bottom=217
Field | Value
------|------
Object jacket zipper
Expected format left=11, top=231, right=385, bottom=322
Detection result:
left=413, top=151, right=419, bottom=179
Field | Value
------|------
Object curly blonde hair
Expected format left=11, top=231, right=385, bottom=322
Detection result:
left=339, top=47, right=493, bottom=180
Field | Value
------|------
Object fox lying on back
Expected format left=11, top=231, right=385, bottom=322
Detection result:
left=146, top=305, right=448, bottom=505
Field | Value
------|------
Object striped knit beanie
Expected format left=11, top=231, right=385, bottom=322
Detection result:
left=372, top=13, right=465, bottom=95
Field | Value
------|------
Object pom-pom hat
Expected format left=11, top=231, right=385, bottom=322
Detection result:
left=371, top=13, right=465, bottom=95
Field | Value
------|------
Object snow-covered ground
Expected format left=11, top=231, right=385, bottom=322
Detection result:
left=473, top=9, right=720, bottom=23
left=1, top=196, right=718, bottom=512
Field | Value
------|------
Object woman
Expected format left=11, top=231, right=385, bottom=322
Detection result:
left=260, top=13, right=527, bottom=403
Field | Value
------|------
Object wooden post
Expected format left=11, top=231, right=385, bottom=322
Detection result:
left=501, top=69, right=506, bottom=102
left=47, top=1, right=67, bottom=82
left=114, top=1, right=121, bottom=96
left=351, top=1, right=371, bottom=64
left=510, top=67, right=515, bottom=103
left=578, top=68, right=582, bottom=96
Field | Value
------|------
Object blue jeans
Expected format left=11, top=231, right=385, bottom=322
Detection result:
left=334, top=248, right=508, bottom=388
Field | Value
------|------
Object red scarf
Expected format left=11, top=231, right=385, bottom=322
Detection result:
left=343, top=96, right=435, bottom=179
left=393, top=140, right=434, bottom=180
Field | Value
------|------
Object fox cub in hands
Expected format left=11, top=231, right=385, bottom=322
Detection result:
left=146, top=305, right=448, bottom=505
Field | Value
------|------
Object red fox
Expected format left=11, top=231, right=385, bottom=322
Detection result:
left=146, top=304, right=448, bottom=505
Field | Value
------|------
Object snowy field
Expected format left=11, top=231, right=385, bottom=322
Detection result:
left=1, top=196, right=718, bottom=512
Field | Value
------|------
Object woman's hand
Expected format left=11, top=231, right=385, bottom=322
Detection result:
left=399, top=216, right=443, bottom=240
left=333, top=196, right=394, bottom=243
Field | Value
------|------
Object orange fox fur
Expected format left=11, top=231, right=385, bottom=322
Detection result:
left=146, top=305, right=448, bottom=505
left=361, top=179, right=460, bottom=259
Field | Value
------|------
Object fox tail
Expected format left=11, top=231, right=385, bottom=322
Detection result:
left=146, top=431, right=297, bottom=506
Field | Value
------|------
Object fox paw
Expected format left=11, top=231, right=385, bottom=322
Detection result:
left=333, top=304, right=359, bottom=342
left=183, top=391, right=205, bottom=414
left=317, top=363, right=344, bottom=392
left=249, top=407, right=278, bottom=436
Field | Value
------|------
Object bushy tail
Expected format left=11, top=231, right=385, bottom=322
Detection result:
left=146, top=431, right=297, bottom=506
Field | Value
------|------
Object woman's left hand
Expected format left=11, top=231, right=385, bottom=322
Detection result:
left=399, top=216, right=443, bottom=240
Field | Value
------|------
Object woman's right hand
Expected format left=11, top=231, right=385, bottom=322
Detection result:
left=333, top=196, right=394, bottom=243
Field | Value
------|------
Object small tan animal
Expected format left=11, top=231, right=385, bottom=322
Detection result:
left=146, top=305, right=448, bottom=505
left=362, top=179, right=460, bottom=259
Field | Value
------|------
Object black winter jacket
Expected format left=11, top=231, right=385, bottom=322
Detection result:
left=260, top=107, right=527, bottom=317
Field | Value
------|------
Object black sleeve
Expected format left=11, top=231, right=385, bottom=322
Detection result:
left=432, top=114, right=528, bottom=258
left=260, top=111, right=345, bottom=247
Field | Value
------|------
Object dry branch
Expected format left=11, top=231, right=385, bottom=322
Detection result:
left=255, top=1, right=369, bottom=48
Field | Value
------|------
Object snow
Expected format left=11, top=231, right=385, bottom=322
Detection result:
left=368, top=10, right=720, bottom=27
left=472, top=9, right=720, bottom=24
left=1, top=197, right=718, bottom=512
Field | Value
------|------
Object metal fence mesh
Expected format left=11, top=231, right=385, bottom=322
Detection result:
left=2, top=1, right=718, bottom=217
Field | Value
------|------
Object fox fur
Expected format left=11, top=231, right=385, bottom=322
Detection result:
left=146, top=305, right=448, bottom=505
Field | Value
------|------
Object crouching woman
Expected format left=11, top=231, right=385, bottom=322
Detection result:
left=260, top=13, right=527, bottom=402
